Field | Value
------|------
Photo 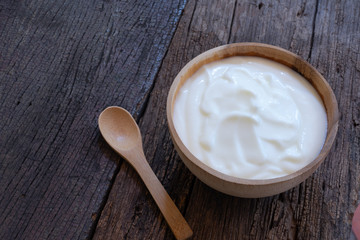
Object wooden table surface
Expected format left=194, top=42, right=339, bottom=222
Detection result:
left=1, top=0, right=359, bottom=239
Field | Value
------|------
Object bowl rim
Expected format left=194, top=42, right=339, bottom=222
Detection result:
left=166, top=42, right=339, bottom=186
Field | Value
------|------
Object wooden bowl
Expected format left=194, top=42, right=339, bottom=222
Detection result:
left=166, top=43, right=339, bottom=198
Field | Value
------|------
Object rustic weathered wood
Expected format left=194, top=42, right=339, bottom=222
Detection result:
left=1, top=0, right=359, bottom=239
left=93, top=1, right=238, bottom=238
left=300, top=0, right=360, bottom=239
left=0, top=0, right=186, bottom=239
left=93, top=0, right=359, bottom=239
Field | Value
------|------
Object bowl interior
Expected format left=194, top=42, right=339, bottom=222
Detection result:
left=166, top=43, right=339, bottom=194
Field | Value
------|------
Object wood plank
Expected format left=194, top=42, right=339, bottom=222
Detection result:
left=0, top=0, right=186, bottom=239
left=185, top=0, right=360, bottom=239
left=183, top=1, right=319, bottom=239
left=92, top=0, right=237, bottom=239
left=93, top=0, right=360, bottom=239
left=302, top=0, right=360, bottom=238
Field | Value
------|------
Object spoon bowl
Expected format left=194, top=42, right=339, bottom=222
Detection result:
left=98, top=106, right=193, bottom=240
left=99, top=106, right=141, bottom=152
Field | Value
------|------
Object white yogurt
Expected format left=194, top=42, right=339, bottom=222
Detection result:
left=173, top=56, right=327, bottom=179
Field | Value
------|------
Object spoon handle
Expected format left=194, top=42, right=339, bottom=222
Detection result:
left=129, top=150, right=193, bottom=240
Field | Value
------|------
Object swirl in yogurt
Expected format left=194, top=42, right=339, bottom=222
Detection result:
left=173, top=56, right=327, bottom=179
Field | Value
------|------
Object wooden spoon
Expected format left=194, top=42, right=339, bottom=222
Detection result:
left=98, top=106, right=193, bottom=240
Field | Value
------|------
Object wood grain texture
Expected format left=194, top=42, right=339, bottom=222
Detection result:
left=1, top=0, right=359, bottom=239
left=306, top=0, right=360, bottom=239
left=93, top=0, right=359, bottom=239
left=0, top=0, right=186, bottom=239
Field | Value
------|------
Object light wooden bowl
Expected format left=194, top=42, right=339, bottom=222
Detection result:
left=166, top=43, right=339, bottom=198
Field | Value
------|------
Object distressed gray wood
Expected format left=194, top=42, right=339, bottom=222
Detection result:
left=93, top=0, right=359, bottom=239
left=0, top=0, right=186, bottom=239
left=1, top=0, right=359, bottom=239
